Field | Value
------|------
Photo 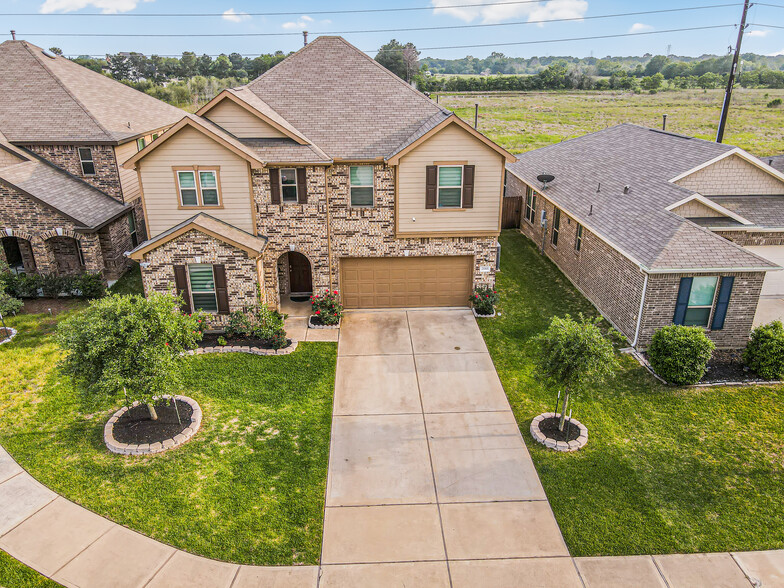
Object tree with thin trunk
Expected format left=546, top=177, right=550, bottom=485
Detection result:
left=533, top=314, right=617, bottom=431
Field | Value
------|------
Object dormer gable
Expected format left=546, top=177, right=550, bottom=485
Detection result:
left=666, top=193, right=753, bottom=225
left=671, top=149, right=784, bottom=196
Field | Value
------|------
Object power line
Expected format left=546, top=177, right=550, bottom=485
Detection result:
left=749, top=21, right=784, bottom=27
left=7, top=4, right=743, bottom=38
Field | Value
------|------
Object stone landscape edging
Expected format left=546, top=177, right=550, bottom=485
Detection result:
left=530, top=411, right=588, bottom=452
left=472, top=307, right=496, bottom=318
left=308, top=316, right=341, bottom=329
left=185, top=340, right=298, bottom=356
left=104, top=395, right=201, bottom=456
left=0, top=327, right=17, bottom=345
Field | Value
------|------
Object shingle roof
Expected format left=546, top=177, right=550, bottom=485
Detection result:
left=708, top=196, right=784, bottom=229
left=760, top=154, right=784, bottom=174
left=239, top=139, right=332, bottom=165
left=0, top=40, right=183, bottom=144
left=0, top=154, right=128, bottom=229
left=506, top=124, right=779, bottom=272
left=128, top=213, right=268, bottom=260
left=245, top=36, right=451, bottom=160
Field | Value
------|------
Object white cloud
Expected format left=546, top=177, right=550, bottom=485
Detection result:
left=223, top=8, right=250, bottom=23
left=768, top=48, right=784, bottom=56
left=282, top=14, right=314, bottom=29
left=431, top=0, right=587, bottom=25
left=747, top=29, right=769, bottom=38
left=39, top=0, right=153, bottom=14
left=629, top=23, right=653, bottom=33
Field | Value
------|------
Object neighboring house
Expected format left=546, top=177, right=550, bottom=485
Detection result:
left=505, top=124, right=784, bottom=349
left=126, top=37, right=514, bottom=322
left=761, top=154, right=784, bottom=174
left=0, top=40, right=183, bottom=281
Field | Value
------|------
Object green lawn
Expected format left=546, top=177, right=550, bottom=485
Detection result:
left=0, top=551, right=60, bottom=588
left=480, top=231, right=784, bottom=556
left=0, top=309, right=336, bottom=566
left=108, top=263, right=144, bottom=296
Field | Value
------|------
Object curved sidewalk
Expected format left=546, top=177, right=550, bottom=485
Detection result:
left=1, top=310, right=783, bottom=587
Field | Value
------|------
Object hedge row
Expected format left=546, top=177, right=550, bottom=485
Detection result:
left=0, top=272, right=105, bottom=300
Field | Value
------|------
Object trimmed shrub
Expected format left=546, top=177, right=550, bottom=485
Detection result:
left=226, top=304, right=287, bottom=348
left=311, top=289, right=343, bottom=325
left=0, top=289, right=23, bottom=316
left=73, top=273, right=106, bottom=299
left=648, top=325, right=715, bottom=385
left=743, top=321, right=784, bottom=380
left=470, top=285, right=499, bottom=316
left=0, top=271, right=106, bottom=300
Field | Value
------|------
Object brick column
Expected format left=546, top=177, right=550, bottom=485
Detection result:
left=79, top=234, right=104, bottom=274
left=31, top=238, right=56, bottom=274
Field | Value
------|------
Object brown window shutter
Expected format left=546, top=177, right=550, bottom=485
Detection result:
left=173, top=265, right=192, bottom=314
left=269, top=169, right=281, bottom=204
left=425, top=165, right=437, bottom=209
left=296, top=168, right=308, bottom=204
left=213, top=264, right=230, bottom=315
left=462, top=165, right=475, bottom=208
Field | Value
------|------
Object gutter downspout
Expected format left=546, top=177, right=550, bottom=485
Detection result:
left=632, top=269, right=649, bottom=348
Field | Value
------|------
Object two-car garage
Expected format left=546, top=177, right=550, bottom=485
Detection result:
left=340, top=256, right=474, bottom=309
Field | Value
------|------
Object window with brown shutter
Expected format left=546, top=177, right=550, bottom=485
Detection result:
left=213, top=264, right=230, bottom=315
left=296, top=167, right=308, bottom=204
left=173, top=265, right=192, bottom=314
left=425, top=165, right=437, bottom=209
left=270, top=168, right=281, bottom=204
left=462, top=165, right=475, bottom=209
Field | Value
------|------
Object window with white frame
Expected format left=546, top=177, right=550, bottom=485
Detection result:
left=280, top=168, right=298, bottom=203
left=78, top=147, right=95, bottom=176
left=437, top=165, right=463, bottom=208
left=524, top=186, right=537, bottom=224
left=350, top=166, right=374, bottom=207
left=575, top=223, right=583, bottom=251
left=176, top=169, right=220, bottom=207
left=188, top=264, right=218, bottom=312
left=684, top=276, right=718, bottom=327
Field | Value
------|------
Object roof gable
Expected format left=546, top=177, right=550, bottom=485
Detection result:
left=0, top=41, right=183, bottom=144
left=672, top=150, right=784, bottom=196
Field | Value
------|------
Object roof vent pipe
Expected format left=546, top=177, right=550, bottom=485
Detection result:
left=303, top=31, right=308, bottom=46
left=662, top=114, right=668, bottom=131
left=596, top=183, right=601, bottom=193
left=623, top=185, right=631, bottom=195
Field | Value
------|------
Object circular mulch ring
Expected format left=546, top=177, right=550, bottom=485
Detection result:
left=104, top=395, right=201, bottom=455
left=0, top=327, right=17, bottom=345
left=530, top=412, right=588, bottom=452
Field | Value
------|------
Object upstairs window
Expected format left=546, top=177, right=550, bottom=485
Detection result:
left=524, top=186, right=537, bottom=224
left=136, top=137, right=146, bottom=151
left=575, top=223, right=583, bottom=251
left=176, top=169, right=221, bottom=207
left=438, top=165, right=463, bottom=208
left=280, top=168, right=298, bottom=203
left=552, top=207, right=561, bottom=246
left=78, top=147, right=95, bottom=176
left=350, top=166, right=374, bottom=207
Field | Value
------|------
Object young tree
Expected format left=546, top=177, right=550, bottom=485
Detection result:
left=533, top=315, right=617, bottom=431
left=58, top=292, right=202, bottom=420
left=376, top=40, right=420, bottom=82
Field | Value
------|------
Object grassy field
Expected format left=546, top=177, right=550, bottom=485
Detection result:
left=0, top=309, right=336, bottom=567
left=479, top=231, right=784, bottom=556
left=438, top=88, right=784, bottom=156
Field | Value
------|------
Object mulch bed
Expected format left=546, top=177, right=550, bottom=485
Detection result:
left=538, top=416, right=581, bottom=443
left=0, top=328, right=12, bottom=340
left=642, top=349, right=763, bottom=384
left=113, top=399, right=193, bottom=445
left=198, top=333, right=292, bottom=350
left=309, top=315, right=340, bottom=327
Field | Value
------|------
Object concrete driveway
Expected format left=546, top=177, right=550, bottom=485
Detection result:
left=321, top=309, right=578, bottom=586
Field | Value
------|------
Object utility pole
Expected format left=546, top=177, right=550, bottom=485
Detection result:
left=716, top=0, right=750, bottom=143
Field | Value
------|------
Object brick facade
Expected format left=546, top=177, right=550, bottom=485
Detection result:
left=140, top=229, right=260, bottom=326
left=714, top=231, right=784, bottom=247
left=22, top=144, right=124, bottom=201
left=506, top=172, right=763, bottom=349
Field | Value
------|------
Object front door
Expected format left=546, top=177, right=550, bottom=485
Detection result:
left=289, top=252, right=312, bottom=294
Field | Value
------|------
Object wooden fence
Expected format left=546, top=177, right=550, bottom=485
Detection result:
left=501, top=196, right=522, bottom=229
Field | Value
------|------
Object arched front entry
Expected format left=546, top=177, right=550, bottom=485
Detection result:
left=1, top=236, right=36, bottom=274
left=277, top=251, right=313, bottom=300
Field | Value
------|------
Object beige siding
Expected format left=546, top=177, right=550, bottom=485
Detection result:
left=675, top=154, right=784, bottom=195
left=397, top=124, right=503, bottom=234
left=138, top=126, right=254, bottom=237
left=115, top=141, right=141, bottom=202
left=203, top=100, right=287, bottom=139
left=670, top=199, right=724, bottom=218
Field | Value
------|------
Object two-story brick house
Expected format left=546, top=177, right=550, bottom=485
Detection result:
left=126, top=37, right=515, bottom=321
left=0, top=40, right=183, bottom=281
left=505, top=124, right=784, bottom=349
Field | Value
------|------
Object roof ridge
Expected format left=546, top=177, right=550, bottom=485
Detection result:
left=21, top=42, right=114, bottom=142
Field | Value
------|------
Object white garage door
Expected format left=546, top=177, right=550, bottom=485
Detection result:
left=745, top=246, right=784, bottom=296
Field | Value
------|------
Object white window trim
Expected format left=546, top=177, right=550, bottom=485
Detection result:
left=78, top=147, right=95, bottom=176
left=177, top=169, right=221, bottom=207
left=437, top=165, right=464, bottom=209
left=685, top=276, right=719, bottom=328
left=187, top=264, right=218, bottom=314
left=349, top=165, right=375, bottom=208
left=280, top=168, right=299, bottom=203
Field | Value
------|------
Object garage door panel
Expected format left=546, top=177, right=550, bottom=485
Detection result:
left=744, top=246, right=784, bottom=296
left=340, top=256, right=473, bottom=309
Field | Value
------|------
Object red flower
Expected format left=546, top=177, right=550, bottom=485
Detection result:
left=334, top=290, right=338, bottom=295
left=316, top=310, right=321, bottom=315
left=165, top=342, right=169, bottom=346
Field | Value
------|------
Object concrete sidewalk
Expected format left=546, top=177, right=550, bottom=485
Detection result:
left=0, top=309, right=782, bottom=587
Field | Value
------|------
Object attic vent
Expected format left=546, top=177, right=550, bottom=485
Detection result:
left=623, top=185, right=631, bottom=195
left=41, top=49, right=57, bottom=59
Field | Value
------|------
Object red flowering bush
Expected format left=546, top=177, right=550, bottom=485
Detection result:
left=311, top=289, right=343, bottom=326
left=470, top=285, right=499, bottom=316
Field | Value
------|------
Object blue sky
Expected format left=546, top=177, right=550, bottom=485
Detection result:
left=1, top=0, right=782, bottom=59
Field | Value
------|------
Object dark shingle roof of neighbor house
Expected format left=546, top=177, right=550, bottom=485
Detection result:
left=239, top=139, right=333, bottom=165
left=245, top=36, right=453, bottom=160
left=506, top=124, right=780, bottom=272
left=0, top=150, right=129, bottom=229
left=760, top=154, right=784, bottom=173
left=0, top=40, right=183, bottom=144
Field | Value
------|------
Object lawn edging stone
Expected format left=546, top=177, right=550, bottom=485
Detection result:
left=185, top=341, right=298, bottom=356
left=530, top=412, right=588, bottom=452
left=308, top=316, right=341, bottom=330
left=0, top=327, right=17, bottom=345
left=472, top=308, right=496, bottom=318
left=104, top=395, right=201, bottom=456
